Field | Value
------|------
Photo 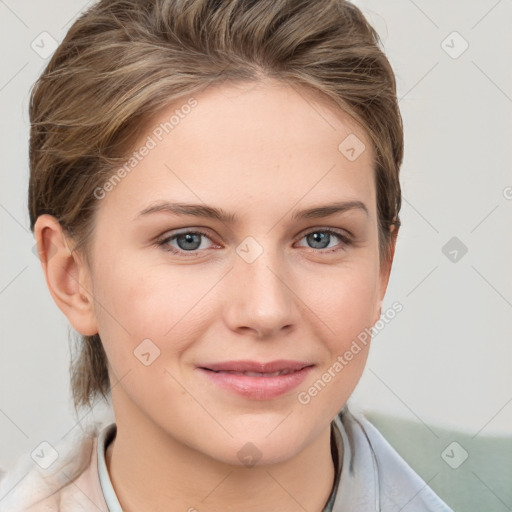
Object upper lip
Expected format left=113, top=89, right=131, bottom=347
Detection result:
left=199, top=360, right=314, bottom=373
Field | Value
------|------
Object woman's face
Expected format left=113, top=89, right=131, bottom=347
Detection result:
left=80, top=79, right=393, bottom=465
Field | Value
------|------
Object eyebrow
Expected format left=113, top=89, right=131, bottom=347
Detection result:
left=135, top=200, right=369, bottom=223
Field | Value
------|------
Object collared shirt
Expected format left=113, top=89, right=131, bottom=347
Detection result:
left=0, top=406, right=454, bottom=511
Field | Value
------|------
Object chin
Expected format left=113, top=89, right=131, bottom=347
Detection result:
left=218, top=429, right=307, bottom=468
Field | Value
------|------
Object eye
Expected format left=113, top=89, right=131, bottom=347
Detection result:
left=296, top=228, right=353, bottom=253
left=156, top=229, right=217, bottom=257
left=155, top=227, right=353, bottom=258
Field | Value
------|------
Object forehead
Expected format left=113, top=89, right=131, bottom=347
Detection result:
left=147, top=79, right=373, bottom=162
left=99, top=79, right=376, bottom=220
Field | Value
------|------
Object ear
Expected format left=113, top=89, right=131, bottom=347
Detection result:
left=33, top=214, right=98, bottom=336
left=373, top=223, right=399, bottom=325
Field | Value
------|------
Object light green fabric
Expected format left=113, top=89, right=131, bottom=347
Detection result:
left=364, top=411, right=512, bottom=512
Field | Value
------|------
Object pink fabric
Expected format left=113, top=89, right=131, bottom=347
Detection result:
left=0, top=423, right=109, bottom=512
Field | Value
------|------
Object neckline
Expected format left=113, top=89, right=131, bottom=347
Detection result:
left=97, top=422, right=122, bottom=512
left=96, top=414, right=347, bottom=512
left=322, top=412, right=345, bottom=511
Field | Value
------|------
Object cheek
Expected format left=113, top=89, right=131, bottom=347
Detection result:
left=90, top=258, right=214, bottom=370
left=299, top=259, right=380, bottom=347
left=295, top=266, right=377, bottom=416
left=292, top=260, right=379, bottom=412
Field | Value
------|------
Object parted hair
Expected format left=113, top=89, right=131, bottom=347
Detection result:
left=28, top=0, right=403, bottom=413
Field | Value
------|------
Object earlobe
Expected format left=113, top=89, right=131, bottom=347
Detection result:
left=34, top=214, right=98, bottom=336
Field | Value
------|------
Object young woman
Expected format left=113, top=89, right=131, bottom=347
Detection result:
left=0, top=0, right=453, bottom=510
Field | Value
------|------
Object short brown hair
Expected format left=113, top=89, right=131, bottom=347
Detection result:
left=28, top=0, right=403, bottom=413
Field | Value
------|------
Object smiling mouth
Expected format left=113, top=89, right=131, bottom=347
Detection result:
left=197, top=363, right=314, bottom=399
left=201, top=368, right=300, bottom=377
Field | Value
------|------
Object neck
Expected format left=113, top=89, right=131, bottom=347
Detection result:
left=105, top=412, right=337, bottom=512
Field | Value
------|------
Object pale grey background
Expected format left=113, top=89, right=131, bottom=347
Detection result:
left=0, top=0, right=511, bottom=507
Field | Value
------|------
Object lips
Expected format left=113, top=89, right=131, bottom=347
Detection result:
left=199, top=360, right=313, bottom=375
left=197, top=360, right=315, bottom=400
left=213, top=369, right=295, bottom=377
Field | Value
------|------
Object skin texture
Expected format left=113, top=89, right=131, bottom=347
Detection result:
left=35, top=78, right=397, bottom=512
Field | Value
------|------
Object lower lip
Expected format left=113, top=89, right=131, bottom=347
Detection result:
left=198, top=366, right=314, bottom=400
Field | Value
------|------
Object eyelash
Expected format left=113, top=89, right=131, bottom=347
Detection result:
left=155, top=228, right=353, bottom=258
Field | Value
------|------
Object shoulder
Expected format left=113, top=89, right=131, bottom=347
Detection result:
left=0, top=422, right=106, bottom=512
left=338, top=406, right=454, bottom=512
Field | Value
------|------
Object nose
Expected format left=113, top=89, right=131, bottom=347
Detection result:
left=222, top=243, right=299, bottom=339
